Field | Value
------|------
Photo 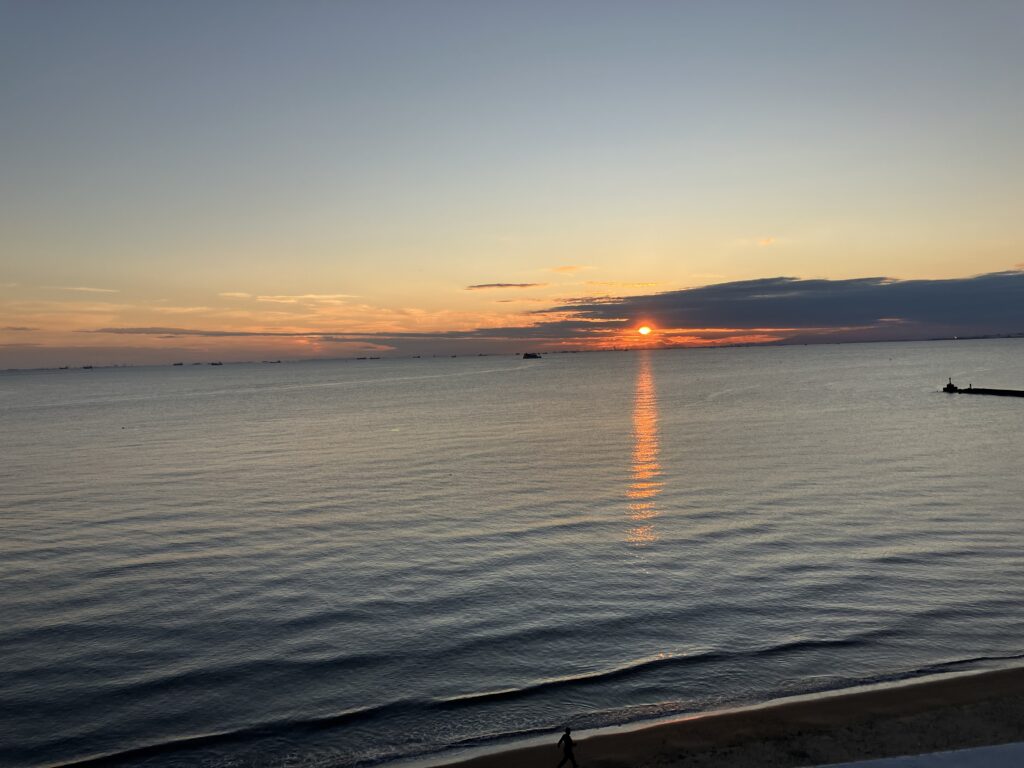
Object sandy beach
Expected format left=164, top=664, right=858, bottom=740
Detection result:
left=439, top=666, right=1024, bottom=768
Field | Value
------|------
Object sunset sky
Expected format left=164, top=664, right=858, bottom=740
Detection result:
left=2, top=1, right=1022, bottom=367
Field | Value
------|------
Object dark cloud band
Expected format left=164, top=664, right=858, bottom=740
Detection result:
left=536, top=271, right=1024, bottom=339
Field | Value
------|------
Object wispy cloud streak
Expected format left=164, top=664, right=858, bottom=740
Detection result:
left=256, top=294, right=357, bottom=304
left=43, top=286, right=119, bottom=293
left=466, top=283, right=547, bottom=290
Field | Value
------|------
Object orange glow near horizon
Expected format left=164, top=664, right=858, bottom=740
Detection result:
left=583, top=324, right=798, bottom=351
left=638, top=325, right=652, bottom=335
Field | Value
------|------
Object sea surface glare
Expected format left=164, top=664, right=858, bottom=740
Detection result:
left=2, top=340, right=1023, bottom=768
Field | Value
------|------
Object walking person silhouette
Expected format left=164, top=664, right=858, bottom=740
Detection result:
left=557, top=727, right=578, bottom=768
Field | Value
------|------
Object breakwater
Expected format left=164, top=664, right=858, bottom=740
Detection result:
left=943, top=379, right=1024, bottom=397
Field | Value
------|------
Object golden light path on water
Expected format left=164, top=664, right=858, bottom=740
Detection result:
left=627, top=352, right=662, bottom=545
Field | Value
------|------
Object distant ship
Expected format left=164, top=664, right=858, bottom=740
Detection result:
left=523, top=352, right=542, bottom=359
left=172, top=362, right=184, bottom=366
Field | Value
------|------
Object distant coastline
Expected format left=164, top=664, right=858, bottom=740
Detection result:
left=3, top=333, right=1024, bottom=374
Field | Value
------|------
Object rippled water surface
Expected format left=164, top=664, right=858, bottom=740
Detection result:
left=2, top=341, right=1023, bottom=768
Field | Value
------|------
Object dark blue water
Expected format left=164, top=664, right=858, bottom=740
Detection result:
left=2, top=341, right=1023, bottom=768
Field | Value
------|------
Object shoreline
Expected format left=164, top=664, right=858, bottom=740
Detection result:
left=421, top=664, right=1024, bottom=768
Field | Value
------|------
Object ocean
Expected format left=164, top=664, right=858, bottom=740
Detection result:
left=2, top=340, right=1023, bottom=768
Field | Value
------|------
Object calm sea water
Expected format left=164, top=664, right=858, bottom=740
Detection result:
left=2, top=340, right=1023, bottom=768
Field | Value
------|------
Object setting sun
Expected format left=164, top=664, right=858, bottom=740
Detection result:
left=638, top=326, right=652, bottom=335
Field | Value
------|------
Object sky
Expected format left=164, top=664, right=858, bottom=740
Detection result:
left=2, top=0, right=1022, bottom=367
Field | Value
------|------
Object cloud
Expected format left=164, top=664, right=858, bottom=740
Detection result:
left=152, top=306, right=213, bottom=314
left=466, top=283, right=548, bottom=290
left=586, top=281, right=661, bottom=288
left=758, top=237, right=776, bottom=247
left=72, top=271, right=1024, bottom=360
left=550, top=265, right=589, bottom=274
left=256, top=294, right=357, bottom=304
left=219, top=292, right=252, bottom=299
left=539, top=271, right=1024, bottom=341
left=90, top=327, right=292, bottom=337
left=43, top=285, right=119, bottom=293
left=84, top=325, right=593, bottom=342
left=2, top=326, right=38, bottom=331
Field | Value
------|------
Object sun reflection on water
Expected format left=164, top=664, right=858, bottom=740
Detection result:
left=627, top=352, right=662, bottom=545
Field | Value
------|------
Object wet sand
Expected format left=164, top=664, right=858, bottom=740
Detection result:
left=439, top=666, right=1024, bottom=768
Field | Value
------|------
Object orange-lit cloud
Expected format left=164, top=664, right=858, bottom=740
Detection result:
left=466, top=283, right=547, bottom=290
left=256, top=294, right=357, bottom=304
left=586, top=281, right=661, bottom=288
left=42, top=285, right=119, bottom=293
left=550, top=265, right=589, bottom=274
left=152, top=306, right=213, bottom=314
left=664, top=333, right=786, bottom=346
left=758, top=237, right=776, bottom=247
